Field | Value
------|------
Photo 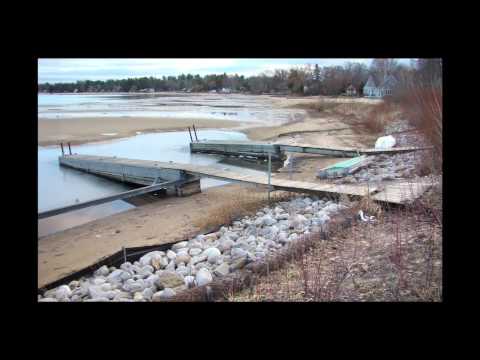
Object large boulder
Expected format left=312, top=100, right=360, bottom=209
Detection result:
left=189, top=248, right=202, bottom=256
left=231, top=247, right=247, bottom=259
left=195, top=268, right=213, bottom=287
left=55, top=285, right=72, bottom=300
left=204, top=248, right=221, bottom=264
left=171, top=241, right=188, bottom=251
left=213, top=262, right=230, bottom=277
left=152, top=288, right=176, bottom=301
left=175, top=254, right=191, bottom=265
left=157, top=271, right=185, bottom=289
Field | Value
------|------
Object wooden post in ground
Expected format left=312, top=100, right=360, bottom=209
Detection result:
left=68, top=142, right=72, bottom=155
left=268, top=152, right=272, bottom=202
left=60, top=143, right=64, bottom=156
left=192, top=124, right=199, bottom=142
left=187, top=127, right=193, bottom=142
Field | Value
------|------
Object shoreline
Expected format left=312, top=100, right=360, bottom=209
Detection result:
left=38, top=116, right=254, bottom=146
left=37, top=96, right=381, bottom=287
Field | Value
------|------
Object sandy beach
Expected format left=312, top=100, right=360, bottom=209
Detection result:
left=38, top=95, right=381, bottom=287
left=38, top=116, right=247, bottom=146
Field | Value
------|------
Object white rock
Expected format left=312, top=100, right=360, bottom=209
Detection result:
left=205, top=248, right=221, bottom=264
left=107, top=269, right=124, bottom=284
left=214, top=262, right=230, bottom=277
left=203, top=247, right=221, bottom=258
left=39, top=297, right=58, bottom=302
left=144, top=274, right=159, bottom=288
left=84, top=297, right=110, bottom=302
left=231, top=248, right=247, bottom=259
left=218, top=239, right=235, bottom=252
left=142, top=287, right=154, bottom=301
left=94, top=265, right=110, bottom=277
left=92, top=277, right=106, bottom=286
left=196, top=268, right=213, bottom=286
left=171, top=241, right=188, bottom=251
left=189, top=248, right=202, bottom=256
left=191, top=254, right=207, bottom=265
left=165, top=260, right=176, bottom=271
left=55, top=285, right=72, bottom=300
left=68, top=280, right=80, bottom=289
left=166, top=250, right=177, bottom=260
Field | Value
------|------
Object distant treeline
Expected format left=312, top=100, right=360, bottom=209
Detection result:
left=38, top=59, right=439, bottom=96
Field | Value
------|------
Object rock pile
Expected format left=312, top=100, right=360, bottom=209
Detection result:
left=334, top=152, right=419, bottom=184
left=38, top=195, right=347, bottom=302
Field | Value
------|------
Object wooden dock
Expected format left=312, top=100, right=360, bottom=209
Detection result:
left=190, top=140, right=432, bottom=160
left=58, top=155, right=434, bottom=205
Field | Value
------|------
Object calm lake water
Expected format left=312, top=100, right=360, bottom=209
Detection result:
left=38, top=93, right=300, bottom=125
left=38, top=130, right=271, bottom=238
left=37, top=92, right=297, bottom=238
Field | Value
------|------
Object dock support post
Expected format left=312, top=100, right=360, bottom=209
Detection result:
left=188, top=127, right=193, bottom=142
left=268, top=152, right=272, bottom=202
left=60, top=142, right=64, bottom=156
left=192, top=124, right=198, bottom=142
left=68, top=142, right=72, bottom=155
left=122, top=246, right=127, bottom=264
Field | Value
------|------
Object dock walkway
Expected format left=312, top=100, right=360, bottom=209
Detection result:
left=59, top=155, right=434, bottom=205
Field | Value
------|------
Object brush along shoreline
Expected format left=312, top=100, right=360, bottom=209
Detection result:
left=38, top=195, right=349, bottom=302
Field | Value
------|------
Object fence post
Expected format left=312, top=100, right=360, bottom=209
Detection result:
left=268, top=152, right=272, bottom=202
left=192, top=124, right=199, bottom=142
left=187, top=127, right=193, bottom=142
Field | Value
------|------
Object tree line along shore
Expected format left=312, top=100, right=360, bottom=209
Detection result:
left=39, top=59, right=441, bottom=97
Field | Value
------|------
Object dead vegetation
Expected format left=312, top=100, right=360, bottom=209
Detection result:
left=192, top=187, right=295, bottom=231
left=228, top=188, right=442, bottom=302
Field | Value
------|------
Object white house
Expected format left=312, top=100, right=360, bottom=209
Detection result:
left=363, top=74, right=398, bottom=98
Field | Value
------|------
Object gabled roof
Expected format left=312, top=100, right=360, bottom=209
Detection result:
left=381, top=74, right=397, bottom=88
left=364, top=74, right=398, bottom=89
left=364, top=75, right=377, bottom=88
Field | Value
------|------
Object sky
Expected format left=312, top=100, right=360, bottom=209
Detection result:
left=38, top=58, right=412, bottom=84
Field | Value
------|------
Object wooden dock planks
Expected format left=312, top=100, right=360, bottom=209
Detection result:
left=59, top=155, right=433, bottom=205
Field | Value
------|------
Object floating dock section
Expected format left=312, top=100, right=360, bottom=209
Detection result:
left=190, top=140, right=431, bottom=160
left=189, top=140, right=284, bottom=161
left=59, top=155, right=201, bottom=197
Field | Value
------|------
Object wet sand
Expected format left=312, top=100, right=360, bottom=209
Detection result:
left=38, top=116, right=247, bottom=146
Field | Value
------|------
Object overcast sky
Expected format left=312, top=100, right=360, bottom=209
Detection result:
left=38, top=58, right=412, bottom=84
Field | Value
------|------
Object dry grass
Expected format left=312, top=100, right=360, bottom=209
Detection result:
left=292, top=98, right=340, bottom=113
left=392, top=84, right=442, bottom=172
left=192, top=187, right=295, bottom=231
left=230, top=204, right=442, bottom=302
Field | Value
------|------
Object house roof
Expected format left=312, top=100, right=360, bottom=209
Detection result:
left=364, top=74, right=398, bottom=89
left=364, top=75, right=377, bottom=88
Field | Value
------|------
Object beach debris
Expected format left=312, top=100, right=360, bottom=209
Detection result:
left=358, top=210, right=376, bottom=223
left=317, top=156, right=371, bottom=179
left=374, top=135, right=396, bottom=149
